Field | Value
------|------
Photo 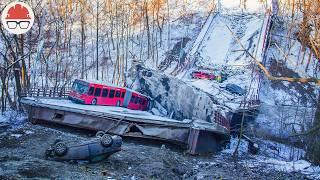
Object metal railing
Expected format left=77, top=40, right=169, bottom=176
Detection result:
left=239, top=94, right=261, bottom=109
left=214, top=111, right=230, bottom=130
left=21, top=87, right=71, bottom=98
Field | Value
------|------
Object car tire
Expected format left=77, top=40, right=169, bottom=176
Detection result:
left=100, top=134, right=113, bottom=147
left=116, top=100, right=121, bottom=107
left=96, top=131, right=105, bottom=138
left=91, top=98, right=97, bottom=105
left=54, top=142, right=68, bottom=156
left=31, top=118, right=38, bottom=125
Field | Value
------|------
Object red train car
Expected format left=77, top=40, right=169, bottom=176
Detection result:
left=68, top=79, right=150, bottom=111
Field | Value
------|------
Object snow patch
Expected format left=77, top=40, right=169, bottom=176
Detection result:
left=10, top=134, right=22, bottom=138
left=221, top=137, right=320, bottom=179
left=0, top=111, right=26, bottom=127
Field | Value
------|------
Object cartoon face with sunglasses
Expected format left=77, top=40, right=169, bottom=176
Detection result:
left=1, top=2, right=34, bottom=35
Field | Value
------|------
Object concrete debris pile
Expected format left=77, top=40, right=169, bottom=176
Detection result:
left=127, top=64, right=231, bottom=123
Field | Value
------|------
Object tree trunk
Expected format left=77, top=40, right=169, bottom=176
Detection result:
left=145, top=1, right=151, bottom=58
left=96, top=0, right=99, bottom=80
left=306, top=91, right=320, bottom=165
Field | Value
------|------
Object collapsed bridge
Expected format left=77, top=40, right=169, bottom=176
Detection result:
left=21, top=96, right=229, bottom=155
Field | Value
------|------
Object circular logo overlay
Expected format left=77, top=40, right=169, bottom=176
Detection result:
left=1, top=2, right=34, bottom=35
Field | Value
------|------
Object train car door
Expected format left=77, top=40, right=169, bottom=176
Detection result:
left=123, top=89, right=132, bottom=108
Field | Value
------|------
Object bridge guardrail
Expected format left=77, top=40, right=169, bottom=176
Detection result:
left=21, top=87, right=71, bottom=98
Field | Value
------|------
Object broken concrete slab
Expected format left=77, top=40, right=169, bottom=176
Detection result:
left=127, top=64, right=231, bottom=124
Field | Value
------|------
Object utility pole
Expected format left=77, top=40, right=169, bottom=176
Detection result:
left=96, top=0, right=99, bottom=80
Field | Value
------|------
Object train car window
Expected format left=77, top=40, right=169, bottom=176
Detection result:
left=94, top=88, right=101, bottom=96
left=109, top=89, right=115, bottom=98
left=134, top=97, right=139, bottom=104
left=139, top=98, right=143, bottom=104
left=130, top=96, right=136, bottom=103
left=115, top=90, right=121, bottom=98
left=102, top=89, right=109, bottom=97
left=121, top=92, right=125, bottom=98
left=88, top=87, right=94, bottom=96
left=130, top=96, right=135, bottom=103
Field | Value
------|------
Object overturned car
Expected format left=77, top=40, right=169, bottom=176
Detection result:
left=45, top=131, right=122, bottom=162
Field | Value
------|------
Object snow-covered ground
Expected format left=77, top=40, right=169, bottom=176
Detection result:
left=254, top=2, right=319, bottom=137
left=1, top=110, right=319, bottom=179
left=0, top=111, right=26, bottom=128
left=222, top=137, right=320, bottom=179
left=255, top=79, right=316, bottom=137
left=1, top=0, right=320, bottom=178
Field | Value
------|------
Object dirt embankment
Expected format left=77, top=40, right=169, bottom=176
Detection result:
left=0, top=120, right=308, bottom=179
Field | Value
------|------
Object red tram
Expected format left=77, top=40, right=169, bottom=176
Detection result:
left=68, top=79, right=150, bottom=111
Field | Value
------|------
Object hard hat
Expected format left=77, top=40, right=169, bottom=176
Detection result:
left=5, top=4, right=31, bottom=19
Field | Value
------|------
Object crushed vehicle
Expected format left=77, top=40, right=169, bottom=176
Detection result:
left=45, top=131, right=122, bottom=162
left=191, top=70, right=227, bottom=82
left=191, top=70, right=216, bottom=80
left=225, top=83, right=246, bottom=96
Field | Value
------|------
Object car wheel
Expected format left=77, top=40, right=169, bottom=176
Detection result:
left=116, top=100, right=121, bottom=107
left=31, top=118, right=38, bottom=125
left=101, top=134, right=113, bottom=147
left=54, top=142, right=68, bottom=156
left=96, top=131, right=105, bottom=138
left=91, top=98, right=97, bottom=105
